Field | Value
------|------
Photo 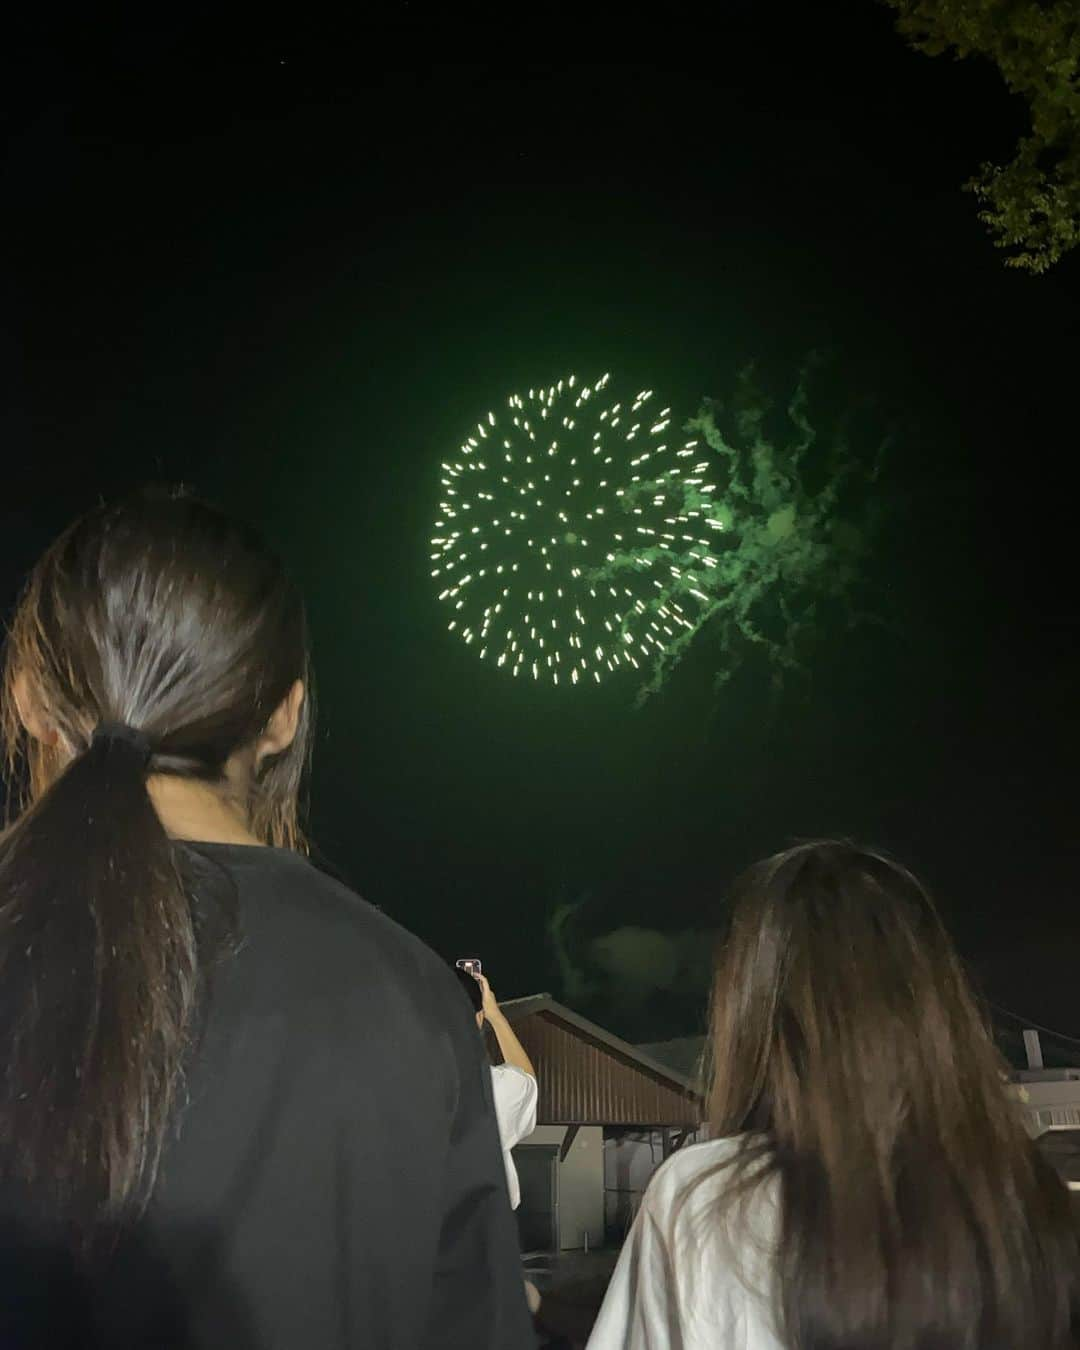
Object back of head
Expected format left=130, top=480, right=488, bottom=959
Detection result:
left=0, top=489, right=311, bottom=1244
left=705, top=840, right=1080, bottom=1349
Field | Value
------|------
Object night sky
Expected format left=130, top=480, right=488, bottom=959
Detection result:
left=4, top=12, right=1080, bottom=1057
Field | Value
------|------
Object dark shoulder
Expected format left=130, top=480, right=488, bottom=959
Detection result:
left=179, top=843, right=459, bottom=1013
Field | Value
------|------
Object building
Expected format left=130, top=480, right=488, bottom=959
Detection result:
left=638, top=1035, right=705, bottom=1083
left=500, top=994, right=702, bottom=1252
left=1010, top=1031, right=1080, bottom=1196
left=500, top=1001, right=1080, bottom=1255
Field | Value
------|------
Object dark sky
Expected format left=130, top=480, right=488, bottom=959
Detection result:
left=4, top=12, right=1080, bottom=1056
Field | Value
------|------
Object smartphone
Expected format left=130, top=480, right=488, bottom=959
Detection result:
left=456, top=957, right=482, bottom=978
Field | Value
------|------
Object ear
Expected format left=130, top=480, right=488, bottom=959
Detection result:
left=255, top=679, right=305, bottom=767
left=12, top=670, right=60, bottom=746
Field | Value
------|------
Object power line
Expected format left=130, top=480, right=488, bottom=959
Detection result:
left=988, top=1001, right=1080, bottom=1052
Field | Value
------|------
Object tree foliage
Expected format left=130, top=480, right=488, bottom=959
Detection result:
left=884, top=0, right=1080, bottom=273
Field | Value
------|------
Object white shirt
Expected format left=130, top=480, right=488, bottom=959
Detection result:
left=588, top=1137, right=784, bottom=1350
left=489, top=1064, right=538, bottom=1209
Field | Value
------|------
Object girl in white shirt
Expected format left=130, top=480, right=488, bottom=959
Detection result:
left=454, top=970, right=539, bottom=1207
left=590, top=840, right=1080, bottom=1350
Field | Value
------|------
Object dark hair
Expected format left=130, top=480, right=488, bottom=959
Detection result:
left=454, top=967, right=483, bottom=1015
left=0, top=489, right=312, bottom=1242
left=696, top=840, right=1080, bottom=1349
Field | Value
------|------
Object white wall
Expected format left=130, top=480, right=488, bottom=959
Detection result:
left=605, top=1132, right=666, bottom=1195
left=524, top=1125, right=604, bottom=1250
left=1014, top=1077, right=1080, bottom=1134
left=602, top=1131, right=703, bottom=1238
left=603, top=1132, right=664, bottom=1239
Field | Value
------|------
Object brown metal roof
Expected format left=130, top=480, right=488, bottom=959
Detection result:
left=500, top=994, right=702, bottom=1127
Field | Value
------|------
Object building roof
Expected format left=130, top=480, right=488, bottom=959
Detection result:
left=496, top=993, right=702, bottom=1107
left=637, top=1036, right=706, bottom=1083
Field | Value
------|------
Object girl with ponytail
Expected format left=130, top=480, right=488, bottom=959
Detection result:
left=0, top=491, right=533, bottom=1349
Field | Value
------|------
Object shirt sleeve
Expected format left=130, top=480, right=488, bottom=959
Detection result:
left=490, top=1065, right=539, bottom=1153
left=420, top=993, right=537, bottom=1350
left=586, top=1200, right=683, bottom=1350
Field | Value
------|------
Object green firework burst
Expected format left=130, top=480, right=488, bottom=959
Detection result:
left=430, top=374, right=724, bottom=686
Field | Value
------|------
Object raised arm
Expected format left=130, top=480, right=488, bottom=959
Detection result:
left=479, top=976, right=536, bottom=1078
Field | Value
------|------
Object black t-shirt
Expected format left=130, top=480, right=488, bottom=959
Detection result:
left=2, top=844, right=536, bottom=1349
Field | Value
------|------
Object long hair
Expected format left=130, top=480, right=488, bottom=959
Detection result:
left=0, top=489, right=312, bottom=1243
left=701, top=840, right=1080, bottom=1349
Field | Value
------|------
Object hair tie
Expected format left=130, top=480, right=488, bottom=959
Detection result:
left=91, top=722, right=153, bottom=765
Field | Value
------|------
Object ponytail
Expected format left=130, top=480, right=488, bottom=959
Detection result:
left=0, top=490, right=311, bottom=1244
left=0, top=725, right=197, bottom=1239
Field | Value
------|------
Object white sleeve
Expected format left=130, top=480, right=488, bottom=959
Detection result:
left=586, top=1201, right=682, bottom=1350
left=489, top=1065, right=538, bottom=1152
